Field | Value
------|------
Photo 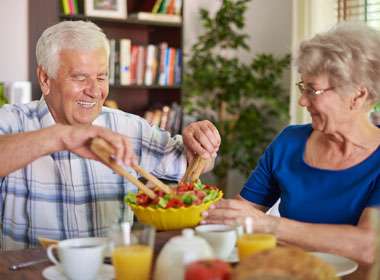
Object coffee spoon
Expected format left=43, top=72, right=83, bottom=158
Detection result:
left=9, top=258, right=49, bottom=271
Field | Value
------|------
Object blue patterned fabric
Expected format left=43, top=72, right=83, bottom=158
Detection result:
left=0, top=98, right=186, bottom=250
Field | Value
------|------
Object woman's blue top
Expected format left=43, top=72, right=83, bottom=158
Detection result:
left=240, top=124, right=380, bottom=225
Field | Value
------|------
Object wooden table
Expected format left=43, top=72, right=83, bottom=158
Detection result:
left=0, top=230, right=371, bottom=280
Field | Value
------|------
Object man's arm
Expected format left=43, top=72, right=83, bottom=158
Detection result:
left=0, top=125, right=62, bottom=177
left=0, top=124, right=137, bottom=177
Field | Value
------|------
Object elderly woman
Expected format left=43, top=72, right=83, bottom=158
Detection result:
left=202, top=22, right=380, bottom=264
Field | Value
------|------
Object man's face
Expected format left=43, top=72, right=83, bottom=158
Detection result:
left=44, top=48, right=109, bottom=125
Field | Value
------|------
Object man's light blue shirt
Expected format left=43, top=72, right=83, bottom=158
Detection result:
left=0, top=98, right=186, bottom=250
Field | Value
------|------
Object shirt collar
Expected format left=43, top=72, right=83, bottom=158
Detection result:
left=37, top=97, right=56, bottom=128
left=37, top=96, right=107, bottom=128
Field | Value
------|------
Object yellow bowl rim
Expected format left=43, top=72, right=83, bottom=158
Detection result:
left=128, top=190, right=223, bottom=213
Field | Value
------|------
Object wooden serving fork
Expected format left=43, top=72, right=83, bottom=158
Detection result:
left=90, top=137, right=172, bottom=199
left=181, top=155, right=209, bottom=183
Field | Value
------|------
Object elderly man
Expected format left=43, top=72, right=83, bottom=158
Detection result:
left=0, top=21, right=220, bottom=250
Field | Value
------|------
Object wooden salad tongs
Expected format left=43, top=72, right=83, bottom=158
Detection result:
left=181, top=155, right=209, bottom=183
left=90, top=137, right=173, bottom=200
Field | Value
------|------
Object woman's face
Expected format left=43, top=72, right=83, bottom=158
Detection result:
left=298, top=74, right=353, bottom=134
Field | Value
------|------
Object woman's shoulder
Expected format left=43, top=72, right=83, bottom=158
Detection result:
left=275, top=124, right=313, bottom=142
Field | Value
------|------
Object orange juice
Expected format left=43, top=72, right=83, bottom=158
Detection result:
left=112, top=244, right=153, bottom=280
left=237, top=234, right=276, bottom=261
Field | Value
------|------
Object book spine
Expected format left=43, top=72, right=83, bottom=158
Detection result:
left=119, top=38, right=131, bottom=86
left=114, top=40, right=120, bottom=85
left=68, top=0, right=75, bottom=15
left=61, top=0, right=70, bottom=15
left=136, top=46, right=146, bottom=86
left=158, top=0, right=169, bottom=14
left=73, top=0, right=79, bottom=14
left=167, top=48, right=176, bottom=86
left=166, top=0, right=176, bottom=15
left=130, top=45, right=139, bottom=85
left=158, top=42, right=168, bottom=86
left=108, top=39, right=116, bottom=85
left=174, top=48, right=182, bottom=85
left=152, top=0, right=164, bottom=13
left=144, top=45, right=156, bottom=86
left=174, top=0, right=182, bottom=15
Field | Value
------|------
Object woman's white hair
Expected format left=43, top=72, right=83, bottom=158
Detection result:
left=36, top=20, right=109, bottom=78
left=296, top=21, right=380, bottom=105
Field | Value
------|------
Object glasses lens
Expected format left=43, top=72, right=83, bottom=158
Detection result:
left=297, top=82, right=316, bottom=97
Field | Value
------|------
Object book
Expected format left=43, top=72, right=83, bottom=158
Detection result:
left=167, top=48, right=176, bottom=85
left=130, top=45, right=139, bottom=84
left=108, top=39, right=116, bottom=85
left=136, top=46, right=146, bottom=85
left=174, top=48, right=182, bottom=85
left=174, top=0, right=182, bottom=15
left=166, top=0, right=176, bottom=15
left=129, top=12, right=181, bottom=23
left=152, top=0, right=164, bottom=13
left=119, top=39, right=131, bottom=85
left=68, top=0, right=75, bottom=15
left=158, top=42, right=168, bottom=86
left=61, top=0, right=70, bottom=15
left=158, top=0, right=169, bottom=13
left=144, top=45, right=158, bottom=86
left=114, top=40, right=120, bottom=85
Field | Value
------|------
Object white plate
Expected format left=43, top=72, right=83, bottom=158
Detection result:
left=311, top=252, right=358, bottom=277
left=42, top=264, right=114, bottom=280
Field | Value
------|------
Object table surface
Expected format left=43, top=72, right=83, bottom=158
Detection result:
left=0, top=230, right=370, bottom=280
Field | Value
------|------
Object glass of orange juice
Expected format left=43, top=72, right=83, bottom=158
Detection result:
left=110, top=222, right=155, bottom=280
left=237, top=233, right=276, bottom=261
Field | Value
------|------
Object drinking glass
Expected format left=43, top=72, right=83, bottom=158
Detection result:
left=110, top=222, right=155, bottom=280
left=236, top=217, right=276, bottom=261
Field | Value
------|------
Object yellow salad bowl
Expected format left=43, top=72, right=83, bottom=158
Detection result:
left=128, top=191, right=223, bottom=230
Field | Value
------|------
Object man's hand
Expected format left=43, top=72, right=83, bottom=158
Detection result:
left=182, top=120, right=221, bottom=162
left=59, top=124, right=136, bottom=166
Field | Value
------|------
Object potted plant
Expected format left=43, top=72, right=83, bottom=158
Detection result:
left=0, top=82, right=8, bottom=107
left=183, top=0, right=290, bottom=189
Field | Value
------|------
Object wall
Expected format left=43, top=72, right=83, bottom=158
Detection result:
left=289, top=0, right=337, bottom=124
left=0, top=0, right=28, bottom=82
left=184, top=0, right=292, bottom=198
left=184, top=0, right=291, bottom=60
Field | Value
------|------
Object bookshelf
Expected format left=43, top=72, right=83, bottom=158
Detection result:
left=28, top=0, right=183, bottom=119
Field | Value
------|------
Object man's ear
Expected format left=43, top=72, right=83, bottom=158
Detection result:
left=350, top=87, right=369, bottom=110
left=36, top=66, right=51, bottom=97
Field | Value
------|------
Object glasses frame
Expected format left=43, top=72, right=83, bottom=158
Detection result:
left=296, top=81, right=334, bottom=97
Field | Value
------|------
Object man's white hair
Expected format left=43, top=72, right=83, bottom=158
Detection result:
left=36, top=21, right=110, bottom=78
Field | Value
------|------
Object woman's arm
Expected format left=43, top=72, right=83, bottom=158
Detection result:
left=274, top=207, right=375, bottom=264
left=203, top=197, right=375, bottom=264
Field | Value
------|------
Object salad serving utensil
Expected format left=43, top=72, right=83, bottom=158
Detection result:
left=182, top=155, right=208, bottom=183
left=90, top=137, right=172, bottom=199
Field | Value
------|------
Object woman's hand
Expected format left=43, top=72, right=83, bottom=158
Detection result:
left=202, top=198, right=279, bottom=234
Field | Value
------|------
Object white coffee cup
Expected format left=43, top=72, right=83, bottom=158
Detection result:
left=47, top=237, right=106, bottom=280
left=195, top=224, right=238, bottom=260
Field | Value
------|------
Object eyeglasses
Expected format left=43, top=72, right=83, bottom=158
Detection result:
left=296, top=81, right=334, bottom=97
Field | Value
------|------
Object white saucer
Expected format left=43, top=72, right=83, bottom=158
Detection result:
left=311, top=252, right=358, bottom=277
left=42, top=264, right=114, bottom=280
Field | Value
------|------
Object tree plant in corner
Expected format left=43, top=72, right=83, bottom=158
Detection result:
left=183, top=0, right=290, bottom=190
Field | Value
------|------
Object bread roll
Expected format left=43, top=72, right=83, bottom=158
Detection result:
left=232, top=247, right=339, bottom=280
